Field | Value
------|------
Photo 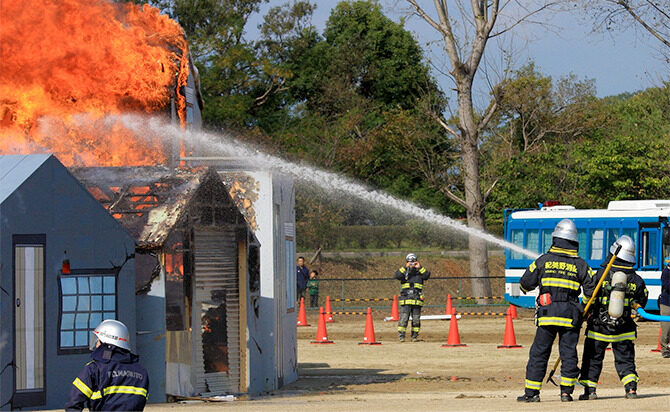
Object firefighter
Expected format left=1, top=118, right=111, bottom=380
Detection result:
left=517, top=219, right=596, bottom=403
left=65, top=320, right=149, bottom=411
left=578, top=235, right=648, bottom=400
left=396, top=253, right=430, bottom=342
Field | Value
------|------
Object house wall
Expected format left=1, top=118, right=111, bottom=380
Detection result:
left=241, top=170, right=297, bottom=395
left=0, top=156, right=135, bottom=410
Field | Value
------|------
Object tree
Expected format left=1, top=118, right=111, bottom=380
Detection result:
left=579, top=0, right=670, bottom=52
left=404, top=1, right=561, bottom=301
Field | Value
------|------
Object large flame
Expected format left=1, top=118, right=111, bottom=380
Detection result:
left=0, top=0, right=189, bottom=166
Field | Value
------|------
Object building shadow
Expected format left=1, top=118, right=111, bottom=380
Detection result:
left=270, top=362, right=407, bottom=393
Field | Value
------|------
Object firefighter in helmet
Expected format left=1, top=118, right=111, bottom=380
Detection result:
left=517, top=219, right=596, bottom=402
left=578, top=235, right=648, bottom=400
left=65, top=319, right=149, bottom=411
left=396, top=253, right=430, bottom=342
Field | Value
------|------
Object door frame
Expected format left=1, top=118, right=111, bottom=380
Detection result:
left=12, top=234, right=47, bottom=408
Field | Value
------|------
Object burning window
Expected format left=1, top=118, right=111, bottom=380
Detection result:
left=201, top=291, right=228, bottom=374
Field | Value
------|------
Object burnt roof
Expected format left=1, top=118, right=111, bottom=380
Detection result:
left=71, top=166, right=247, bottom=249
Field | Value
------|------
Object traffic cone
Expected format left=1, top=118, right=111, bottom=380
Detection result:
left=509, top=304, right=518, bottom=319
left=311, top=307, right=334, bottom=344
left=445, top=294, right=454, bottom=316
left=325, top=296, right=334, bottom=323
left=359, top=307, right=382, bottom=345
left=498, top=307, right=522, bottom=348
left=442, top=307, right=466, bottom=347
left=389, top=295, right=399, bottom=321
left=297, top=297, right=310, bottom=327
left=651, top=326, right=662, bottom=352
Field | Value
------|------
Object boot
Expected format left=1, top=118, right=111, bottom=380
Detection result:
left=411, top=333, right=419, bottom=342
left=578, top=389, right=597, bottom=400
left=560, top=393, right=573, bottom=402
left=625, top=389, right=638, bottom=399
left=398, top=334, right=405, bottom=343
left=516, top=394, right=540, bottom=402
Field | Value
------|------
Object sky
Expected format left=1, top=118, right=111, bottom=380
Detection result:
left=247, top=1, right=668, bottom=101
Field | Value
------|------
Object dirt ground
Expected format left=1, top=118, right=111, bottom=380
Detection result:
left=149, top=308, right=670, bottom=411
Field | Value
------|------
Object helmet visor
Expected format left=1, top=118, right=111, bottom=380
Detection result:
left=89, top=332, right=99, bottom=351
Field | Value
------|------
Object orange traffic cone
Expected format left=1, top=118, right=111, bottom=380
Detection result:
left=651, top=326, right=662, bottom=352
left=445, top=294, right=454, bottom=316
left=311, top=307, right=334, bottom=344
left=359, top=307, right=382, bottom=345
left=325, top=296, right=334, bottom=323
left=389, top=295, right=399, bottom=321
left=509, top=304, right=518, bottom=319
left=297, top=297, right=310, bottom=327
left=442, top=307, right=466, bottom=347
left=498, top=307, right=522, bottom=348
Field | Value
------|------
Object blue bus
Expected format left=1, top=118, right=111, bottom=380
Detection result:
left=504, top=200, right=670, bottom=309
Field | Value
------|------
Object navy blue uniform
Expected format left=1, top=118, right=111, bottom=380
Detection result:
left=520, top=238, right=595, bottom=396
left=396, top=264, right=430, bottom=338
left=297, top=264, right=309, bottom=302
left=65, top=344, right=149, bottom=411
left=579, top=258, right=648, bottom=392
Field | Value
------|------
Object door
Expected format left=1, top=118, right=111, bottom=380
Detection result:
left=192, top=229, right=240, bottom=395
left=13, top=236, right=46, bottom=407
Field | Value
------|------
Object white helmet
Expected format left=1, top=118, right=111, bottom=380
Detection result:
left=610, top=235, right=636, bottom=264
left=552, top=219, right=578, bottom=243
left=405, top=253, right=417, bottom=262
left=91, top=319, right=130, bottom=351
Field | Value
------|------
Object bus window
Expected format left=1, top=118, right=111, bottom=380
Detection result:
left=641, top=230, right=659, bottom=268
left=606, top=228, right=620, bottom=250
left=590, top=229, right=604, bottom=260
left=511, top=229, right=524, bottom=260
left=622, top=228, right=638, bottom=245
left=542, top=229, right=553, bottom=253
left=663, top=227, right=670, bottom=265
left=578, top=229, right=588, bottom=260
left=527, top=229, right=539, bottom=254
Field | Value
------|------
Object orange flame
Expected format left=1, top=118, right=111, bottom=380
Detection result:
left=0, top=0, right=189, bottom=166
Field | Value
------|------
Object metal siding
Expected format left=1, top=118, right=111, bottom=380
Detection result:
left=193, top=230, right=240, bottom=395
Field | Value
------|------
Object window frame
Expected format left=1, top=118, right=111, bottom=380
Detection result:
left=57, top=269, right=118, bottom=355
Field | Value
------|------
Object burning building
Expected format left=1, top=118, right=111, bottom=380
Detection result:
left=0, top=0, right=296, bottom=407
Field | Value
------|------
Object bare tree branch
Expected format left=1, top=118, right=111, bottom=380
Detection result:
left=440, top=186, right=468, bottom=208
left=616, top=0, right=670, bottom=48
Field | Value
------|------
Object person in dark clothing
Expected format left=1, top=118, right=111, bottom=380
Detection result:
left=296, top=256, right=309, bottom=304
left=65, top=319, right=149, bottom=411
left=307, top=270, right=320, bottom=308
left=660, top=256, right=670, bottom=358
left=517, top=219, right=596, bottom=403
left=578, top=235, right=649, bottom=400
left=395, top=253, right=430, bottom=342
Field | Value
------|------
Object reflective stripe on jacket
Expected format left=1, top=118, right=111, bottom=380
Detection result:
left=396, top=265, right=430, bottom=306
left=65, top=344, right=149, bottom=411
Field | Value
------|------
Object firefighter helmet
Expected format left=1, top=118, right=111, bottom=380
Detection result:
left=405, top=253, right=417, bottom=262
left=552, top=219, right=578, bottom=242
left=90, top=319, right=130, bottom=351
left=610, top=235, right=636, bottom=264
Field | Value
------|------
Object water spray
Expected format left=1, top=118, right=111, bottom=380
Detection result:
left=118, top=115, right=539, bottom=259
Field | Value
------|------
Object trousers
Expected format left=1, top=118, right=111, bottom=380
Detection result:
left=524, top=325, right=580, bottom=396
left=398, top=305, right=422, bottom=337
left=579, top=336, right=638, bottom=390
left=661, top=304, right=670, bottom=352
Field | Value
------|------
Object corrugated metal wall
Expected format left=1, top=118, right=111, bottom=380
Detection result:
left=192, top=229, right=240, bottom=395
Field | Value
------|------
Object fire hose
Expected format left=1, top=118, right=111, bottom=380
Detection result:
left=635, top=307, right=670, bottom=322
left=545, top=244, right=622, bottom=386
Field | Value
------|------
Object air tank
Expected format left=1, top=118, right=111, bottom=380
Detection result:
left=608, top=271, right=628, bottom=319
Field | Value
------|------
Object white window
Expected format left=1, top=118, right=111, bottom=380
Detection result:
left=59, top=273, right=116, bottom=350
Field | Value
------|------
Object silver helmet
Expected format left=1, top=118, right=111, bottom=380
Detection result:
left=405, top=253, right=417, bottom=262
left=552, top=219, right=578, bottom=243
left=90, top=319, right=130, bottom=351
left=610, top=235, right=636, bottom=264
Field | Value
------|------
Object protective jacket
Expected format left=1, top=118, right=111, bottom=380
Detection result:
left=520, top=239, right=595, bottom=328
left=297, top=265, right=309, bottom=291
left=660, top=266, right=670, bottom=306
left=585, top=256, right=648, bottom=340
left=65, top=344, right=149, bottom=411
left=395, top=265, right=430, bottom=306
